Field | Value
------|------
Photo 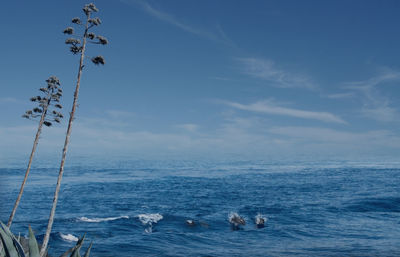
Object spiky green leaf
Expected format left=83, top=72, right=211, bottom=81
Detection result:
left=83, top=242, right=92, bottom=257
left=28, top=226, right=39, bottom=257
left=1, top=241, right=6, bottom=257
left=70, top=235, right=85, bottom=257
left=0, top=222, right=23, bottom=257
left=58, top=246, right=76, bottom=257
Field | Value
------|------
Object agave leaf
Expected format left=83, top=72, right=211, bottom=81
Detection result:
left=70, top=247, right=81, bottom=257
left=83, top=242, right=92, bottom=257
left=1, top=240, right=5, bottom=257
left=10, top=238, right=24, bottom=257
left=28, top=226, right=39, bottom=257
left=70, top=234, right=85, bottom=257
left=0, top=222, right=25, bottom=257
left=0, top=226, right=19, bottom=257
left=58, top=246, right=77, bottom=257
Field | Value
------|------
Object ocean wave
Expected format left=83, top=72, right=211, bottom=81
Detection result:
left=78, top=215, right=129, bottom=223
left=60, top=233, right=78, bottom=242
left=138, top=213, right=163, bottom=225
left=345, top=197, right=400, bottom=213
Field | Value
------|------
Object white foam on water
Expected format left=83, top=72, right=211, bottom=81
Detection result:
left=229, top=212, right=242, bottom=221
left=78, top=215, right=129, bottom=223
left=138, top=213, right=163, bottom=225
left=255, top=213, right=268, bottom=224
left=60, top=233, right=79, bottom=242
left=138, top=213, right=163, bottom=233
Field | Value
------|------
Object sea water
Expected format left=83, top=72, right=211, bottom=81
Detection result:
left=1, top=159, right=400, bottom=256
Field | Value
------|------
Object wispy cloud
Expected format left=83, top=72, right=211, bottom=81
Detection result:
left=237, top=58, right=316, bottom=89
left=268, top=126, right=400, bottom=149
left=223, top=100, right=346, bottom=124
left=345, top=68, right=400, bottom=90
left=344, top=68, right=400, bottom=122
left=105, top=110, right=135, bottom=119
left=2, top=116, right=399, bottom=160
left=123, top=0, right=235, bottom=46
left=326, top=92, right=355, bottom=99
left=209, top=76, right=233, bottom=81
left=360, top=106, right=398, bottom=122
left=0, top=97, right=20, bottom=104
left=176, top=123, right=199, bottom=132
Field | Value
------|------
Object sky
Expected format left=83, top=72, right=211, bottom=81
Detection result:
left=0, top=0, right=400, bottom=161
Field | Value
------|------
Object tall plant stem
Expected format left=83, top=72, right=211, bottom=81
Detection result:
left=40, top=14, right=90, bottom=257
left=7, top=92, right=52, bottom=228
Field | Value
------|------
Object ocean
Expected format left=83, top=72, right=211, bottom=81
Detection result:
left=1, top=159, right=400, bottom=256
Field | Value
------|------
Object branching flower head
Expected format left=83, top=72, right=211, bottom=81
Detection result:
left=96, top=35, right=108, bottom=45
left=65, top=38, right=81, bottom=45
left=43, top=121, right=52, bottom=127
left=89, top=17, right=101, bottom=26
left=64, top=4, right=107, bottom=63
left=63, top=27, right=74, bottom=35
left=70, top=46, right=83, bottom=54
left=87, top=32, right=96, bottom=40
left=23, top=76, right=63, bottom=124
left=33, top=107, right=42, bottom=113
left=83, top=3, right=98, bottom=15
left=91, top=56, right=105, bottom=65
left=72, top=17, right=81, bottom=24
left=88, top=3, right=99, bottom=12
left=46, top=76, right=61, bottom=86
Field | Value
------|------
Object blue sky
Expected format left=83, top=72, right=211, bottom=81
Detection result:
left=1, top=0, right=400, bottom=161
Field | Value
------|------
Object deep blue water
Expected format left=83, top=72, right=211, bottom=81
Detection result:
left=1, top=159, right=400, bottom=256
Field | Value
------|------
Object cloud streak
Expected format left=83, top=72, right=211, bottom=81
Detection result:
left=0, top=97, right=20, bottom=104
left=123, top=0, right=234, bottom=46
left=1, top=117, right=399, bottom=161
left=345, top=68, right=400, bottom=90
left=344, top=68, right=400, bottom=122
left=238, top=58, right=316, bottom=89
left=223, top=100, right=346, bottom=124
left=176, top=123, right=199, bottom=132
left=325, top=92, right=355, bottom=99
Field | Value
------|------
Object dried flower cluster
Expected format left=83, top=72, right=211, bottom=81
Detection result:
left=72, top=17, right=81, bottom=24
left=62, top=2, right=107, bottom=63
left=63, top=27, right=74, bottom=34
left=23, top=76, right=63, bottom=127
left=91, top=55, right=105, bottom=65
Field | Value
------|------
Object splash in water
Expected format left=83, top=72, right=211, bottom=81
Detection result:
left=229, top=212, right=246, bottom=230
left=138, top=213, right=163, bottom=233
left=255, top=213, right=267, bottom=228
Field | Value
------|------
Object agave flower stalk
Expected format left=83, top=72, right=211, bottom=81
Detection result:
left=7, top=76, right=63, bottom=228
left=40, top=3, right=107, bottom=256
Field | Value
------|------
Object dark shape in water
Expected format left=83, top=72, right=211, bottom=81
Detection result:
left=199, top=221, right=209, bottom=228
left=255, top=216, right=265, bottom=228
left=229, top=213, right=246, bottom=230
